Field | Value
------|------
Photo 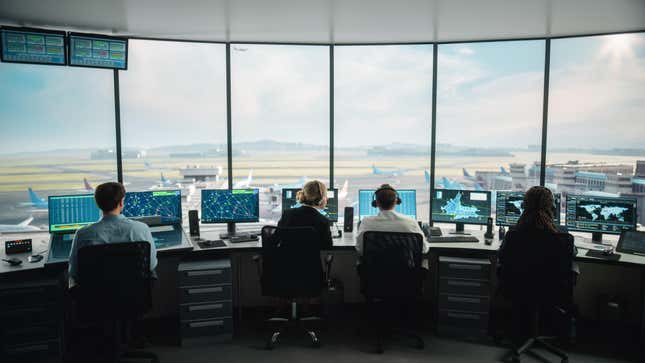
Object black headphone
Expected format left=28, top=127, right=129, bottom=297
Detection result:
left=371, top=184, right=402, bottom=208
left=302, top=181, right=324, bottom=206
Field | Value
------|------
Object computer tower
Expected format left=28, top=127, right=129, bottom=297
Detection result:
left=343, top=207, right=354, bottom=232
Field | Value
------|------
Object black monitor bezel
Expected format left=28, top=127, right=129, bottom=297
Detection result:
left=48, top=193, right=99, bottom=233
left=1, top=26, right=67, bottom=67
left=357, top=188, right=417, bottom=221
left=200, top=188, right=260, bottom=224
left=67, top=32, right=128, bottom=70
left=495, top=190, right=562, bottom=227
left=616, top=230, right=645, bottom=255
left=431, top=188, right=492, bottom=226
left=123, top=189, right=183, bottom=225
left=564, top=194, right=637, bottom=235
left=280, top=187, right=339, bottom=222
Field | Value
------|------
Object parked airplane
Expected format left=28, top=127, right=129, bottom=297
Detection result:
left=500, top=167, right=510, bottom=176
left=372, top=165, right=405, bottom=177
left=463, top=168, right=476, bottom=180
left=0, top=216, right=40, bottom=232
left=19, top=188, right=48, bottom=210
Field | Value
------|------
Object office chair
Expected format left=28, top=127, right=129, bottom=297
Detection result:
left=360, top=231, right=425, bottom=354
left=498, top=231, right=576, bottom=363
left=252, top=225, right=332, bottom=349
left=74, top=242, right=158, bottom=363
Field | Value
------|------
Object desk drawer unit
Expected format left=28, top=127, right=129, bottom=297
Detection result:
left=178, top=259, right=233, bottom=342
left=437, top=256, right=492, bottom=339
left=0, top=280, right=63, bottom=363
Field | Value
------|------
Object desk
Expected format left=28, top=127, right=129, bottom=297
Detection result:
left=2, top=225, right=645, bottom=356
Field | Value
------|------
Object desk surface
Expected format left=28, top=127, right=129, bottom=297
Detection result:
left=3, top=224, right=645, bottom=276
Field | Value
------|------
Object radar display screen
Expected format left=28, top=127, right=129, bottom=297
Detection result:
left=432, top=189, right=491, bottom=225
left=201, top=189, right=260, bottom=223
left=123, top=190, right=182, bottom=225
left=281, top=188, right=338, bottom=222
left=565, top=194, right=636, bottom=234
left=496, top=191, right=561, bottom=226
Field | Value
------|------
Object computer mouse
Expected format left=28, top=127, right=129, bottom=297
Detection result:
left=3, top=257, right=22, bottom=266
left=29, top=254, right=44, bottom=263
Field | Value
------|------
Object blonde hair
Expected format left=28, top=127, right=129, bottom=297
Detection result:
left=297, top=180, right=327, bottom=206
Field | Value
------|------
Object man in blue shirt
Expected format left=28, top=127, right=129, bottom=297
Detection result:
left=68, top=182, right=158, bottom=287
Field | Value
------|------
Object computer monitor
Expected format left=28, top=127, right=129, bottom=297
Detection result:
left=201, top=189, right=260, bottom=238
left=432, top=189, right=492, bottom=233
left=282, top=188, right=338, bottom=222
left=495, top=191, right=561, bottom=227
left=565, top=194, right=637, bottom=243
left=358, top=189, right=417, bottom=221
left=48, top=194, right=102, bottom=233
left=1, top=26, right=66, bottom=66
left=122, top=190, right=182, bottom=225
left=68, top=32, right=128, bottom=70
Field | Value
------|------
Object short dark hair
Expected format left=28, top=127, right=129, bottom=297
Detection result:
left=94, top=182, right=126, bottom=212
left=375, top=184, right=397, bottom=210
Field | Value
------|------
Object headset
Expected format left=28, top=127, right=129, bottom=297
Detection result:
left=300, top=181, right=325, bottom=206
left=371, top=184, right=401, bottom=208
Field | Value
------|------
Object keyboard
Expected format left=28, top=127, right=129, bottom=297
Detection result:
left=197, top=239, right=226, bottom=248
left=229, top=235, right=259, bottom=243
left=428, top=236, right=479, bottom=243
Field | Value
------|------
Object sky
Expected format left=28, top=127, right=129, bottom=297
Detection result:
left=0, top=33, right=643, bottom=154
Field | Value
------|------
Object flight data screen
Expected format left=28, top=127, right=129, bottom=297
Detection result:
left=496, top=191, right=561, bottom=226
left=69, top=34, right=127, bottom=69
left=358, top=189, right=417, bottom=221
left=281, top=188, right=338, bottom=222
left=565, top=194, right=636, bottom=234
left=1, top=28, right=66, bottom=65
left=432, top=189, right=491, bottom=225
left=49, top=194, right=101, bottom=232
left=123, top=190, right=182, bottom=225
left=201, top=189, right=259, bottom=223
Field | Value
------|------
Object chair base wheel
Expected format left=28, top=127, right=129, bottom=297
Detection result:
left=307, top=331, right=320, bottom=348
left=265, top=332, right=280, bottom=350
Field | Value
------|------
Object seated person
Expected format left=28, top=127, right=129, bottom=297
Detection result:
left=68, top=182, right=158, bottom=288
left=355, top=184, right=430, bottom=259
left=497, top=186, right=576, bottom=343
left=278, top=180, right=333, bottom=250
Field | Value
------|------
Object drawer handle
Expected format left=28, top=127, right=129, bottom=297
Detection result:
left=187, top=287, right=223, bottom=294
left=187, top=270, right=223, bottom=277
left=189, top=320, right=224, bottom=328
left=10, top=344, right=50, bottom=353
left=447, top=281, right=481, bottom=287
left=447, top=312, right=480, bottom=320
left=447, top=296, right=481, bottom=304
left=188, top=304, right=224, bottom=312
left=448, top=264, right=481, bottom=271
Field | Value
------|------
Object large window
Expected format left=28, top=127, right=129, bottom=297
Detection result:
left=548, top=33, right=645, bottom=227
left=231, top=44, right=330, bottom=223
left=120, top=40, right=228, bottom=225
left=0, top=64, right=116, bottom=231
left=334, top=45, right=433, bottom=222
left=434, top=41, right=545, bottom=226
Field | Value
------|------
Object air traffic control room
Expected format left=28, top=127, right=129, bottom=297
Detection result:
left=1, top=1, right=644, bottom=362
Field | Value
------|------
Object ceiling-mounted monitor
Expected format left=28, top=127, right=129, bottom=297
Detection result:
left=1, top=26, right=66, bottom=66
left=68, top=32, right=128, bottom=70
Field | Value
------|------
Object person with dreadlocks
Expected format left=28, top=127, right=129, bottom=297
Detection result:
left=496, top=186, right=578, bottom=349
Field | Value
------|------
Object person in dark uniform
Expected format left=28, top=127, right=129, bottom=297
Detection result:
left=278, top=180, right=333, bottom=250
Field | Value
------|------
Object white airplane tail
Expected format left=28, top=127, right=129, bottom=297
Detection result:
left=18, top=216, right=34, bottom=227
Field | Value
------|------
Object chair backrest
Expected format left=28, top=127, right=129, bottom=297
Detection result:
left=500, top=229, right=575, bottom=307
left=260, top=225, right=324, bottom=298
left=362, top=231, right=424, bottom=298
left=76, top=241, right=152, bottom=320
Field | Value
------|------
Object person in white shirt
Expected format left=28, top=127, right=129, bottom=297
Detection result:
left=355, top=184, right=430, bottom=258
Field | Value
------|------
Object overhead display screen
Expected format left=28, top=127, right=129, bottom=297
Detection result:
left=1, top=27, right=66, bottom=65
left=69, top=33, right=127, bottom=69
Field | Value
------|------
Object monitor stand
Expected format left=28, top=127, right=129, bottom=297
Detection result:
left=219, top=222, right=251, bottom=239
left=591, top=232, right=604, bottom=244
left=449, top=222, right=470, bottom=235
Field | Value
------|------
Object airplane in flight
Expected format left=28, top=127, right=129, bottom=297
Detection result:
left=0, top=216, right=40, bottom=232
